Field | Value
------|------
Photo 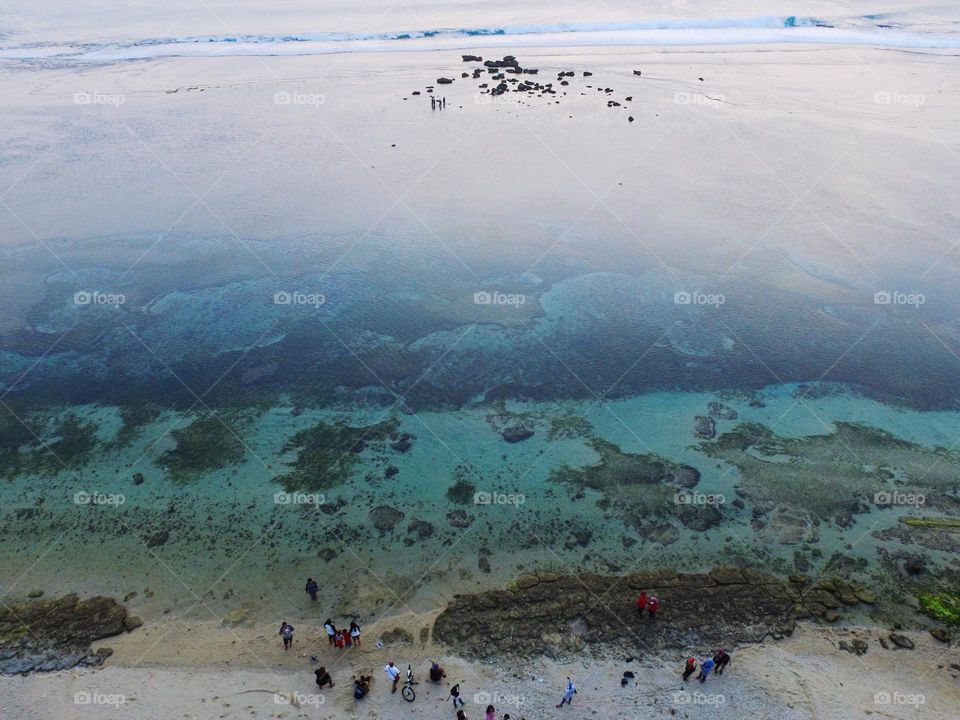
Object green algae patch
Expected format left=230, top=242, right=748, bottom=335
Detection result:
left=918, top=592, right=960, bottom=626
left=0, top=409, right=39, bottom=477
left=550, top=438, right=679, bottom=521
left=277, top=418, right=398, bottom=492
left=446, top=476, right=476, bottom=505
left=901, top=517, right=960, bottom=530
left=32, top=413, right=99, bottom=474
left=546, top=411, right=594, bottom=441
left=158, top=415, right=245, bottom=481
left=107, top=403, right=164, bottom=449
left=701, top=421, right=960, bottom=518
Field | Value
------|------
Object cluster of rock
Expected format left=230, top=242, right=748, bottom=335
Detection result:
left=0, top=594, right=141, bottom=674
left=406, top=54, right=642, bottom=121
left=433, top=567, right=876, bottom=660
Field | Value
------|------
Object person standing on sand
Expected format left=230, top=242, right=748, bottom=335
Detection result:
left=485, top=704, right=495, bottom=720
left=647, top=594, right=659, bottom=619
left=682, top=656, right=698, bottom=681
left=556, top=676, right=576, bottom=707
left=324, top=619, right=337, bottom=645
left=315, top=666, right=335, bottom=688
left=385, top=661, right=401, bottom=693
left=635, top=591, right=647, bottom=616
left=431, top=96, right=436, bottom=110
left=449, top=683, right=465, bottom=708
left=713, top=649, right=731, bottom=675
left=305, top=577, right=319, bottom=601
left=443, top=97, right=447, bottom=108
left=350, top=620, right=361, bottom=646
left=456, top=711, right=468, bottom=720
left=697, top=656, right=715, bottom=683
left=279, top=621, right=294, bottom=650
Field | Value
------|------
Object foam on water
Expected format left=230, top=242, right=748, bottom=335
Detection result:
left=1, top=14, right=958, bottom=62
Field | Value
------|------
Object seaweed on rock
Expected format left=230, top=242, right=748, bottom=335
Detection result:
left=158, top=415, right=245, bottom=481
left=277, top=418, right=398, bottom=492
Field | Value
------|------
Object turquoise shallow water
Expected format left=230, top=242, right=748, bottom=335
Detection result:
left=1, top=232, right=960, bottom=627
left=1, top=381, right=957, bottom=627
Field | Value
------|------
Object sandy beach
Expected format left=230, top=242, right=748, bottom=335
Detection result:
left=4, top=619, right=958, bottom=720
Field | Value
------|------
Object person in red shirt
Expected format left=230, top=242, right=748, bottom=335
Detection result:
left=334, top=629, right=345, bottom=649
left=647, top=595, right=659, bottom=619
left=635, top=591, right=647, bottom=617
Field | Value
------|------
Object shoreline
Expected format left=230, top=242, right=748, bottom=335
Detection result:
left=3, top=622, right=957, bottom=719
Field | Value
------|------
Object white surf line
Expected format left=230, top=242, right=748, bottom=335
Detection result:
left=1, top=16, right=959, bottom=62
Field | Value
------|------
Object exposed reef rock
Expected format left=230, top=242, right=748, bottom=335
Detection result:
left=433, top=568, right=875, bottom=659
left=0, top=594, right=140, bottom=674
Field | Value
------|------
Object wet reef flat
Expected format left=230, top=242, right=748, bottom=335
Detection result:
left=432, top=567, right=876, bottom=660
left=0, top=594, right=140, bottom=674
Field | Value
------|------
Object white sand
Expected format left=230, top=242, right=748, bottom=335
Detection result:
left=2, top=621, right=958, bottom=719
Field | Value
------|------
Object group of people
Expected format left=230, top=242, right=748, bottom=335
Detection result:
left=324, top=618, right=362, bottom=648
left=682, top=649, right=731, bottom=682
left=431, top=96, right=447, bottom=110
left=277, top=617, right=361, bottom=650
left=634, top=590, right=660, bottom=618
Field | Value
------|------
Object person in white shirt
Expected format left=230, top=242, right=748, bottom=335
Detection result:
left=385, top=661, right=401, bottom=693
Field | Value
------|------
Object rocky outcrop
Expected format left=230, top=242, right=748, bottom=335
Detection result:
left=370, top=505, right=405, bottom=532
left=433, top=567, right=876, bottom=660
left=0, top=594, right=139, bottom=674
left=501, top=426, right=534, bottom=443
left=694, top=416, right=716, bottom=438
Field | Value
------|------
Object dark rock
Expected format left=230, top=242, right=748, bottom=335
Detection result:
left=462, top=55, right=483, bottom=62
left=146, top=531, right=169, bottom=548
left=447, top=509, right=474, bottom=529
left=677, top=505, right=722, bottom=532
left=437, top=77, right=454, bottom=84
left=478, top=556, right=491, bottom=573
left=317, top=547, right=338, bottom=562
left=838, top=638, right=868, bottom=656
left=930, top=628, right=952, bottom=643
left=628, top=116, right=634, bottom=122
left=501, top=426, right=534, bottom=443
left=694, top=416, right=716, bottom=439
left=390, top=434, right=413, bottom=453
left=670, top=465, right=701, bottom=488
left=0, top=594, right=139, bottom=674
left=407, top=519, right=435, bottom=539
left=888, top=633, right=914, bottom=650
left=633, top=70, right=642, bottom=76
left=707, top=401, right=738, bottom=420
left=132, top=473, right=145, bottom=485
left=370, top=506, right=405, bottom=532
left=583, top=71, right=593, bottom=77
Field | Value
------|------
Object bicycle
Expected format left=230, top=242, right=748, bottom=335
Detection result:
left=401, top=664, right=418, bottom=702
